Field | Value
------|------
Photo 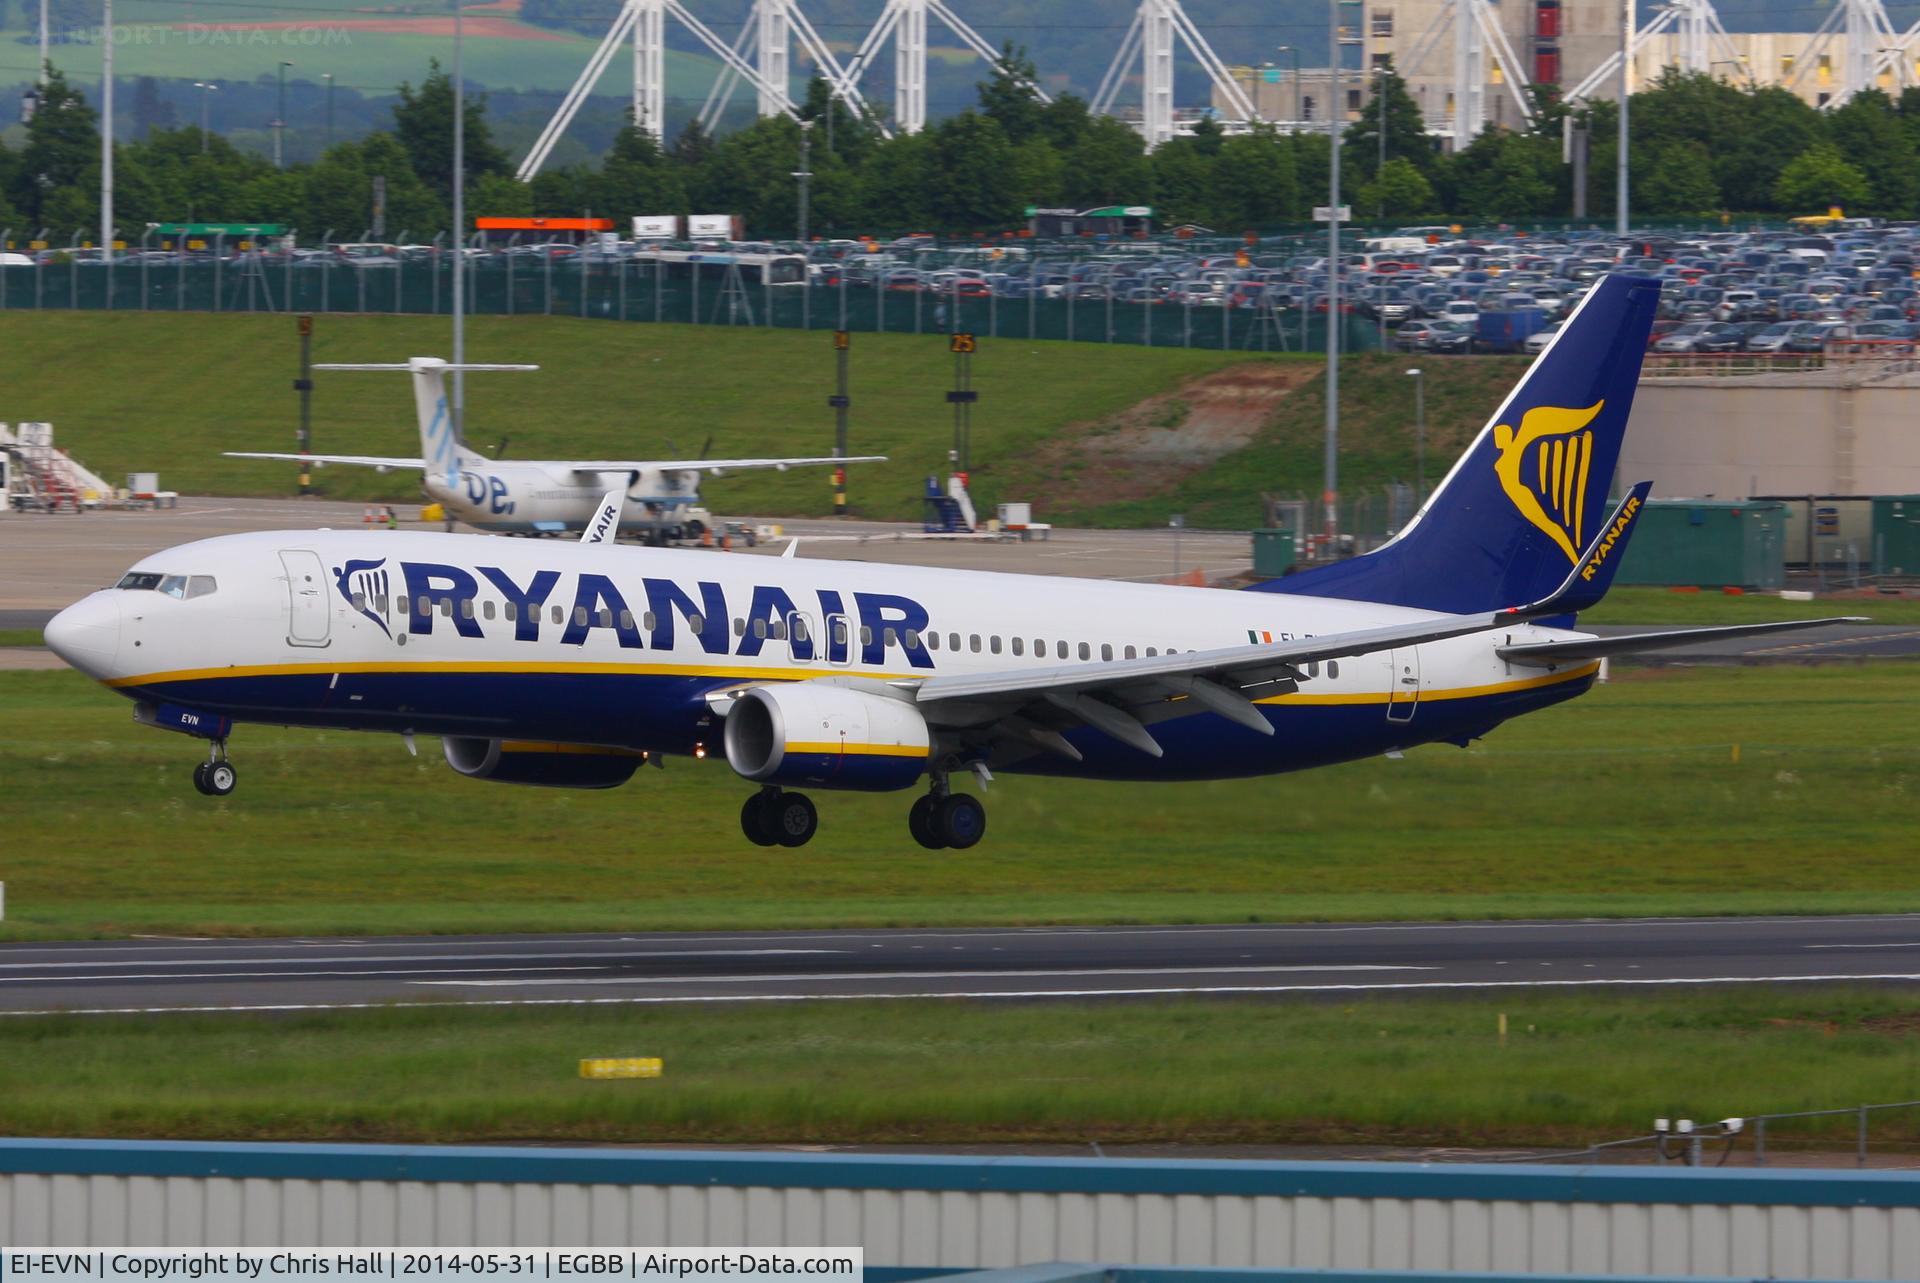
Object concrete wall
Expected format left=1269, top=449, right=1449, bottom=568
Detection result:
left=1624, top=377, right=1920, bottom=499
left=4, top=1141, right=1920, bottom=1280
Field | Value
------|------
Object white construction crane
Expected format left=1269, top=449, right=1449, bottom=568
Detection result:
left=835, top=0, right=1051, bottom=135
left=1397, top=0, right=1533, bottom=141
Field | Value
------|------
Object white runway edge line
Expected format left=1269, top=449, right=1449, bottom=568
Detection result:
left=0, top=966, right=620, bottom=984
left=407, top=964, right=1437, bottom=988
left=0, top=948, right=844, bottom=971
left=10, top=972, right=1920, bottom=1017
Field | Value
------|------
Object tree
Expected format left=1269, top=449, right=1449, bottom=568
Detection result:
left=1357, top=156, right=1435, bottom=219
left=593, top=116, right=687, bottom=221
left=928, top=111, right=1019, bottom=228
left=1773, top=142, right=1871, bottom=212
left=1149, top=137, right=1214, bottom=226
left=13, top=67, right=98, bottom=228
left=1636, top=140, right=1720, bottom=215
left=1207, top=127, right=1297, bottom=228
left=977, top=42, right=1045, bottom=146
left=856, top=130, right=934, bottom=229
left=391, top=59, right=508, bottom=198
left=1827, top=91, right=1918, bottom=215
left=1063, top=114, right=1149, bottom=206
left=1339, top=62, right=1432, bottom=184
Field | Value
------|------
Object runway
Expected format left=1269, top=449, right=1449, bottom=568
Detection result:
left=7, top=914, right=1920, bottom=1016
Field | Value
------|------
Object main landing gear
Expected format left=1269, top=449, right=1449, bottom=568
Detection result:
left=192, top=741, right=237, bottom=797
left=741, top=785, right=818, bottom=848
left=907, top=785, right=986, bottom=851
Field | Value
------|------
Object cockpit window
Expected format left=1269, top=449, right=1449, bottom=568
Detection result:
left=114, top=572, right=217, bottom=598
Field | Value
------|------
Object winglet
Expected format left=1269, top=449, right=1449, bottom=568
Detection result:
left=1510, top=481, right=1653, bottom=618
left=782, top=537, right=800, bottom=559
left=580, top=489, right=625, bottom=545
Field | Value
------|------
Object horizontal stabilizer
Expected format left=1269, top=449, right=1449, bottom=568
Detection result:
left=311, top=363, right=540, bottom=372
left=225, top=451, right=424, bottom=470
left=1498, top=617, right=1869, bottom=666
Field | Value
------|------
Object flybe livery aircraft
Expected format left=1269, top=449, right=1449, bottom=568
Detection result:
left=47, top=276, right=1852, bottom=849
left=226, top=358, right=886, bottom=536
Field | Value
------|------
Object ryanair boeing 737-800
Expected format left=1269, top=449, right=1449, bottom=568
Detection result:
left=44, top=276, right=1856, bottom=849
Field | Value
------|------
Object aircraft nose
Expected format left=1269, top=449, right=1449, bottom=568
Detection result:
left=44, top=592, right=122, bottom=677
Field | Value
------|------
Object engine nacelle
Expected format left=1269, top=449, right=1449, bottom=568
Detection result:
left=443, top=736, right=644, bottom=789
left=723, top=683, right=930, bottom=792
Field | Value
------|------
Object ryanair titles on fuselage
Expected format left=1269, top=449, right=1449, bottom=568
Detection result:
left=336, top=556, right=937, bottom=669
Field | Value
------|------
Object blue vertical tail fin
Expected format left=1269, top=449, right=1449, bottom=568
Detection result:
left=1253, top=273, right=1662, bottom=615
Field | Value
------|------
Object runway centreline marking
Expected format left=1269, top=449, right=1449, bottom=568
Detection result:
left=1805, top=942, right=1920, bottom=949
left=11, top=972, right=1920, bottom=1017
left=403, top=965, right=1421, bottom=988
left=0, top=948, right=845, bottom=970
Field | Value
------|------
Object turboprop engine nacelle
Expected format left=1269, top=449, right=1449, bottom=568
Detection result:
left=443, top=736, right=645, bottom=789
left=723, top=683, right=931, bottom=792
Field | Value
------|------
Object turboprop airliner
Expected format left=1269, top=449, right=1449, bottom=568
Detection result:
left=48, top=276, right=1857, bottom=849
left=226, top=358, right=886, bottom=537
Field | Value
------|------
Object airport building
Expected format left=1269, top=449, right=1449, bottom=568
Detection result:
left=1214, top=0, right=1919, bottom=140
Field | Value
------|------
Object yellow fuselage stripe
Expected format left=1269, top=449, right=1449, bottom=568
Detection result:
left=786, top=741, right=928, bottom=758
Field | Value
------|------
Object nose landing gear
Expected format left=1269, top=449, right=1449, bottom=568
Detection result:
left=741, top=785, right=818, bottom=847
left=192, top=741, right=237, bottom=797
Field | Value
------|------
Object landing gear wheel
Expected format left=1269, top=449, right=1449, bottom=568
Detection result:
left=202, top=761, right=237, bottom=797
left=769, top=791, right=817, bottom=848
left=934, top=793, right=986, bottom=849
left=192, top=762, right=213, bottom=795
left=907, top=794, right=946, bottom=850
left=740, top=793, right=780, bottom=847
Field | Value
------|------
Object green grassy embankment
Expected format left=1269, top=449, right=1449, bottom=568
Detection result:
left=0, top=629, right=43, bottom=647
left=0, top=313, right=1269, bottom=524
left=1580, top=587, right=1920, bottom=626
left=3, top=663, right=1917, bottom=940
left=3, top=990, right=1919, bottom=1146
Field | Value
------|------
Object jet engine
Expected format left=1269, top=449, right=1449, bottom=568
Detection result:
left=723, top=683, right=930, bottom=792
left=442, top=736, right=644, bottom=789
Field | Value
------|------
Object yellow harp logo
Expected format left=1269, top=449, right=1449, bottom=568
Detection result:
left=1492, top=400, right=1605, bottom=564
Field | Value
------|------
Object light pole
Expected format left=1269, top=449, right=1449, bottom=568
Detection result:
left=1617, top=0, right=1629, bottom=236
left=451, top=0, right=465, bottom=435
left=1324, top=0, right=1348, bottom=549
left=1405, top=367, right=1425, bottom=502
left=794, top=119, right=813, bottom=244
left=100, top=0, right=112, bottom=263
left=1276, top=44, right=1301, bottom=125
left=193, top=80, right=216, bottom=153
left=322, top=73, right=334, bottom=149
left=273, top=60, right=292, bottom=167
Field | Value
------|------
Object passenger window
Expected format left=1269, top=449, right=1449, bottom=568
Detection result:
left=1034, top=638, right=1044, bottom=657
left=505, top=601, right=518, bottom=622
left=1124, top=645, right=1136, bottom=659
left=735, top=617, right=747, bottom=637
left=928, top=631, right=941, bottom=651
left=483, top=600, right=496, bottom=621
left=186, top=575, right=217, bottom=599
left=883, top=626, right=897, bottom=646
left=1309, top=661, right=1320, bottom=677
left=439, top=598, right=453, bottom=618
left=552, top=604, right=564, bottom=625
left=461, top=599, right=476, bottom=620
left=860, top=626, right=873, bottom=646
left=1012, top=637, right=1024, bottom=657
left=948, top=632, right=960, bottom=651
left=797, top=619, right=814, bottom=644
left=1328, top=660, right=1340, bottom=678
left=772, top=619, right=787, bottom=640
left=597, top=608, right=613, bottom=628
left=574, top=606, right=588, bottom=626
left=643, top=611, right=657, bottom=631
left=1078, top=642, right=1091, bottom=660
left=374, top=595, right=388, bottom=614
left=832, top=619, right=849, bottom=646
left=753, top=618, right=768, bottom=639
left=1147, top=647, right=1158, bottom=657
left=1101, top=643, right=1113, bottom=661
left=969, top=634, right=982, bottom=653
left=619, top=609, right=633, bottom=629
left=397, top=594, right=411, bottom=615
left=351, top=592, right=367, bottom=611
left=688, top=614, right=704, bottom=632
left=1056, top=640, right=1068, bottom=659
left=990, top=636, right=1002, bottom=654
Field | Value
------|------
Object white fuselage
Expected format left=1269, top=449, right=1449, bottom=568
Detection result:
left=423, top=463, right=701, bottom=532
left=50, top=529, right=1598, bottom=781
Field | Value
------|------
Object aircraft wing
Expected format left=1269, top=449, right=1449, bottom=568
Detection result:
left=567, top=455, right=887, bottom=479
left=226, top=452, right=425, bottom=470
left=1496, top=617, right=1868, bottom=666
left=908, top=608, right=1541, bottom=759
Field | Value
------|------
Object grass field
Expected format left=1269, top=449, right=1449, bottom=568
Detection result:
left=0, top=629, right=43, bottom=647
left=3, top=989, right=1918, bottom=1146
left=1581, top=587, right=1920, bottom=626
left=4, top=663, right=1918, bottom=940
left=0, top=313, right=1264, bottom=525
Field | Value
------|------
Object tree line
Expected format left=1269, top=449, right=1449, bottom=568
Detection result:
left=2, top=51, right=1914, bottom=244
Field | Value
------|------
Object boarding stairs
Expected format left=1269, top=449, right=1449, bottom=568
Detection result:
left=1, top=423, right=112, bottom=512
left=923, top=473, right=977, bottom=533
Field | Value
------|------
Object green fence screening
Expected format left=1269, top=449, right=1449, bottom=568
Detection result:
left=0, top=258, right=1382, bottom=354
